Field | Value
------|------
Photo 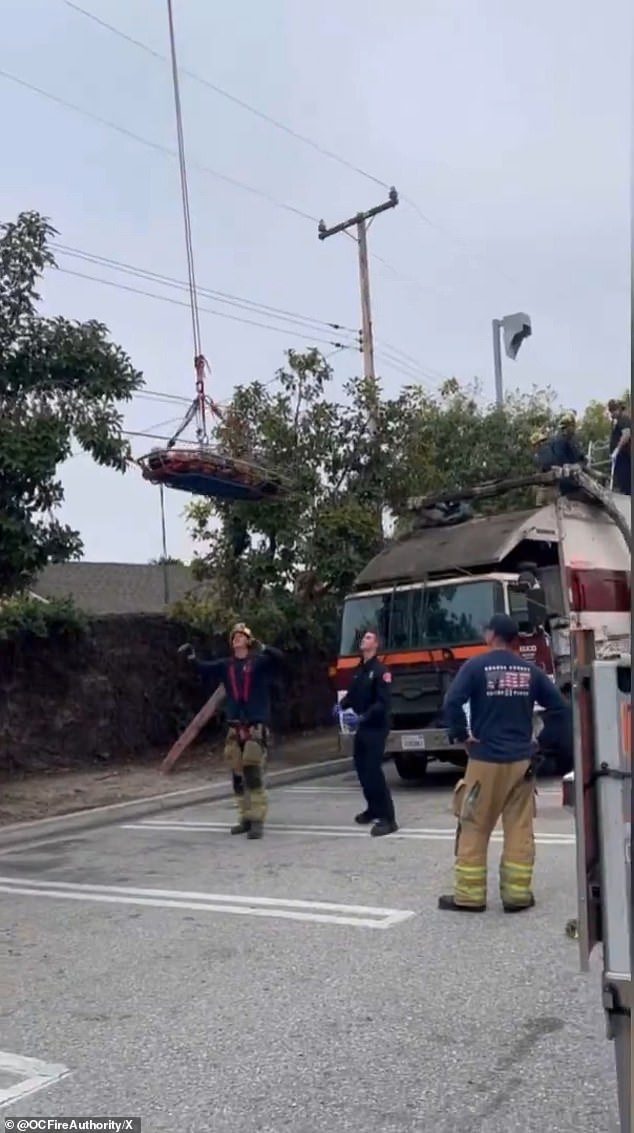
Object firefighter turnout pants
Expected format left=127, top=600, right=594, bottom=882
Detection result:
left=452, top=757, right=536, bottom=909
left=225, top=724, right=268, bottom=823
left=353, top=727, right=395, bottom=823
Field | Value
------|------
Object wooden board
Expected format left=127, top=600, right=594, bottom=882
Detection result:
left=160, top=684, right=227, bottom=774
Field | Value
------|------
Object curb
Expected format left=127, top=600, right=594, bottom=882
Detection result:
left=0, top=757, right=351, bottom=850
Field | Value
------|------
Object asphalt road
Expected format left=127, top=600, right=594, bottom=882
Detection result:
left=0, top=763, right=620, bottom=1133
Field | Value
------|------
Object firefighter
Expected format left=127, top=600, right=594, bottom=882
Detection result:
left=530, top=429, right=554, bottom=505
left=534, top=413, right=587, bottom=499
left=334, top=629, right=398, bottom=837
left=607, top=398, right=631, bottom=496
left=438, top=613, right=569, bottom=913
left=184, top=623, right=284, bottom=839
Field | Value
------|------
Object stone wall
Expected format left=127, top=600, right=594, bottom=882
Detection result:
left=0, top=615, right=336, bottom=776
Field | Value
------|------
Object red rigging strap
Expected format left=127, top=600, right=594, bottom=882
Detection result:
left=228, top=660, right=253, bottom=705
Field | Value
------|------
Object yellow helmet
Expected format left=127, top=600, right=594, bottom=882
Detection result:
left=530, top=429, right=548, bottom=446
left=230, top=621, right=253, bottom=644
left=558, top=411, right=576, bottom=429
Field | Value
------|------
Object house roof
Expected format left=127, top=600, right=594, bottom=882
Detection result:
left=33, top=562, right=198, bottom=615
left=354, top=508, right=557, bottom=588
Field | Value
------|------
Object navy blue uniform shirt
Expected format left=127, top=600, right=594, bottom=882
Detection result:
left=443, top=649, right=569, bottom=763
left=341, top=656, right=392, bottom=730
left=196, top=646, right=283, bottom=724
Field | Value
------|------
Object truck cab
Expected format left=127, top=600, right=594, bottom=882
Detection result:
left=334, top=496, right=630, bottom=781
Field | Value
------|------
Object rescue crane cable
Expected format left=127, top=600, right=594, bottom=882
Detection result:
left=137, top=0, right=288, bottom=503
left=165, top=0, right=207, bottom=442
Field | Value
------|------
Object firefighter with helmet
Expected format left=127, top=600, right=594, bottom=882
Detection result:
left=183, top=622, right=284, bottom=839
left=439, top=613, right=570, bottom=913
left=532, top=412, right=586, bottom=499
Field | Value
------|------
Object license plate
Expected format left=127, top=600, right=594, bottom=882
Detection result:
left=401, top=734, right=426, bottom=751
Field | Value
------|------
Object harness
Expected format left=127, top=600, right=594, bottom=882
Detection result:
left=227, top=660, right=257, bottom=743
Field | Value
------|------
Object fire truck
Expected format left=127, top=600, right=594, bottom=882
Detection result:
left=334, top=468, right=631, bottom=781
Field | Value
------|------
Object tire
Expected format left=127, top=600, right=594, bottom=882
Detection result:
left=393, top=753, right=429, bottom=781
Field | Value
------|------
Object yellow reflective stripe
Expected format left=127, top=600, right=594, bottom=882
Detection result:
left=501, top=861, right=533, bottom=874
left=455, top=866, right=487, bottom=903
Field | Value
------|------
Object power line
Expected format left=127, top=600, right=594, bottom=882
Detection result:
left=64, top=1, right=391, bottom=192
left=53, top=249, right=447, bottom=389
left=61, top=1, right=526, bottom=289
left=54, top=265, right=355, bottom=351
left=1, top=63, right=478, bottom=317
left=51, top=243, right=356, bottom=335
left=0, top=67, right=318, bottom=224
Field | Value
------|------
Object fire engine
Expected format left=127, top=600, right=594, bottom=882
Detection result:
left=333, top=469, right=631, bottom=780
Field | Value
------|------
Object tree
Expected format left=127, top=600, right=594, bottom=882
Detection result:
left=183, top=349, right=396, bottom=642
left=180, top=350, right=568, bottom=639
left=0, top=211, right=143, bottom=594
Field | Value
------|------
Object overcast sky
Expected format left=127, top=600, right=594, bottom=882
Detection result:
left=3, top=0, right=631, bottom=563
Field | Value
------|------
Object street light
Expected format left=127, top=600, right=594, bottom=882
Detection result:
left=492, top=312, right=532, bottom=406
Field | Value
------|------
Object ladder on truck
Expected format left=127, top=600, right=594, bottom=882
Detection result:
left=568, top=634, right=631, bottom=1133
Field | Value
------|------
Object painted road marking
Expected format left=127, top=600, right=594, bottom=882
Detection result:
left=123, top=820, right=575, bottom=845
left=0, top=877, right=415, bottom=930
left=0, top=1051, right=69, bottom=1109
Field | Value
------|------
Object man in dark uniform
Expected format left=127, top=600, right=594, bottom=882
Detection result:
left=335, top=629, right=398, bottom=837
left=608, top=398, right=631, bottom=496
left=184, top=623, right=284, bottom=840
left=533, top=412, right=587, bottom=498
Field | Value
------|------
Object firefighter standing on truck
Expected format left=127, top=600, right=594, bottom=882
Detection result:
left=184, top=623, right=284, bottom=840
left=334, top=629, right=398, bottom=837
left=438, top=614, right=569, bottom=913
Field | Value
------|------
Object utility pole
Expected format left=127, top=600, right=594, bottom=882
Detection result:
left=318, top=188, right=399, bottom=433
left=492, top=318, right=504, bottom=407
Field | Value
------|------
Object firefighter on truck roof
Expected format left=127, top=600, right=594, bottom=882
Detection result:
left=183, top=623, right=284, bottom=840
left=439, top=614, right=570, bottom=914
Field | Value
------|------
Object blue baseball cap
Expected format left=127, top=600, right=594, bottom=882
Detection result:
left=484, top=614, right=519, bottom=643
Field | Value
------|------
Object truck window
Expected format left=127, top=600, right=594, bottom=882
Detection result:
left=340, top=580, right=504, bottom=654
left=412, top=580, right=505, bottom=647
left=339, top=593, right=392, bottom=656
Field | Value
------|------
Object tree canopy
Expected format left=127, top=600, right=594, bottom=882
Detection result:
left=0, top=211, right=143, bottom=595
left=179, top=348, right=609, bottom=642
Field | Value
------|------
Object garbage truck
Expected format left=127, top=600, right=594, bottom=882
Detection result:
left=333, top=468, right=631, bottom=780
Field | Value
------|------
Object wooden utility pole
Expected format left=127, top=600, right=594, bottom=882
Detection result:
left=318, top=188, right=399, bottom=434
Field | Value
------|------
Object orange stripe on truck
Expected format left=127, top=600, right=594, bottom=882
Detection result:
left=335, top=645, right=486, bottom=670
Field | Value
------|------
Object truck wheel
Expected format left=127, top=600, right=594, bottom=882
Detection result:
left=393, top=754, right=429, bottom=781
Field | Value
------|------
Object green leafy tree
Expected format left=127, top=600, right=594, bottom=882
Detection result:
left=180, top=337, right=620, bottom=639
left=182, top=349, right=407, bottom=640
left=0, top=211, right=143, bottom=594
left=181, top=352, right=569, bottom=636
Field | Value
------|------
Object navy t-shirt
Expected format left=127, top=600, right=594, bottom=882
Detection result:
left=443, top=649, right=569, bottom=763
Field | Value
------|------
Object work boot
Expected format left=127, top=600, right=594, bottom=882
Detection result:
left=437, top=894, right=486, bottom=913
left=247, top=820, right=264, bottom=840
left=230, top=820, right=251, bottom=835
left=370, top=819, right=398, bottom=837
left=503, top=896, right=536, bottom=914
left=355, top=810, right=374, bottom=825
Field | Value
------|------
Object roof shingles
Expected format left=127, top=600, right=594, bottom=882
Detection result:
left=33, top=562, right=196, bottom=615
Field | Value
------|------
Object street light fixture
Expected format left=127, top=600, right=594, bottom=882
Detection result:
left=492, top=312, right=532, bottom=406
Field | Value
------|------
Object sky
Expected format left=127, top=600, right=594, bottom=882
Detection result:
left=2, top=0, right=631, bottom=563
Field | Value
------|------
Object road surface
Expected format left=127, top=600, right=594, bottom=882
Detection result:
left=0, top=765, right=619, bottom=1132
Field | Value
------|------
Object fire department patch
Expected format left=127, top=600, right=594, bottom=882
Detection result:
left=383, top=672, right=392, bottom=683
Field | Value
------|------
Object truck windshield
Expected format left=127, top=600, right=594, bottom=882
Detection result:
left=339, top=580, right=504, bottom=656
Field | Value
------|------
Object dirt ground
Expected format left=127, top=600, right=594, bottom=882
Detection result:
left=0, top=729, right=340, bottom=826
